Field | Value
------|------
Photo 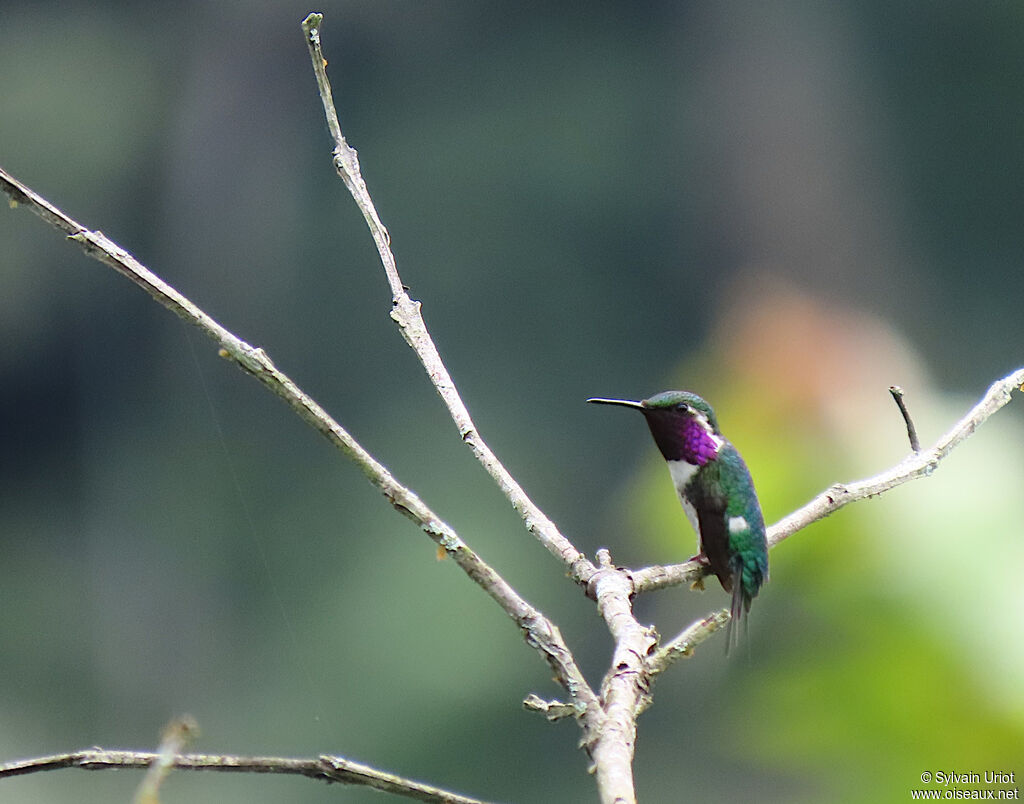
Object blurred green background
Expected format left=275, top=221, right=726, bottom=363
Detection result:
left=2, top=2, right=1022, bottom=802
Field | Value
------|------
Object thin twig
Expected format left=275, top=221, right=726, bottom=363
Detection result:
left=631, top=367, right=1024, bottom=594
left=889, top=385, right=921, bottom=452
left=0, top=749, right=492, bottom=804
left=0, top=162, right=597, bottom=722
left=522, top=694, right=578, bottom=722
left=300, top=13, right=595, bottom=586
left=133, top=715, right=198, bottom=804
left=646, top=610, right=731, bottom=677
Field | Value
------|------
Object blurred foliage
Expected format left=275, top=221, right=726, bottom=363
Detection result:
left=2, top=2, right=1023, bottom=803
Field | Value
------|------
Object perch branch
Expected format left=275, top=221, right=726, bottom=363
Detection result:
left=631, top=367, right=1024, bottom=594
left=0, top=748, right=492, bottom=804
left=301, top=13, right=594, bottom=585
left=0, top=162, right=597, bottom=722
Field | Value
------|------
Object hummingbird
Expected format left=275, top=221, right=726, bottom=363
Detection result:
left=588, top=391, right=769, bottom=647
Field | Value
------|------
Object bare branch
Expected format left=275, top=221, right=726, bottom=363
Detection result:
left=0, top=162, right=597, bottom=721
left=585, top=550, right=657, bottom=804
left=889, top=385, right=921, bottom=452
left=631, top=368, right=1024, bottom=594
left=0, top=748, right=492, bottom=804
left=133, top=716, right=198, bottom=804
left=300, top=14, right=594, bottom=585
left=646, top=610, right=730, bottom=678
left=768, top=368, right=1024, bottom=546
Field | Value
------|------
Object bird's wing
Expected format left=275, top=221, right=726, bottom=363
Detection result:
left=688, top=470, right=733, bottom=593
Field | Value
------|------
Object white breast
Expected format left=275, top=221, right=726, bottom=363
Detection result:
left=667, top=459, right=699, bottom=488
left=667, top=459, right=701, bottom=548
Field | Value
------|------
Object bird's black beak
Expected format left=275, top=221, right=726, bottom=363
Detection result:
left=586, top=397, right=645, bottom=410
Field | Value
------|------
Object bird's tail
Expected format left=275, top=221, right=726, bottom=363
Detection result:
left=724, top=577, right=748, bottom=655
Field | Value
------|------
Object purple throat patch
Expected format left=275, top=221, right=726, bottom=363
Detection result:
left=682, top=418, right=719, bottom=466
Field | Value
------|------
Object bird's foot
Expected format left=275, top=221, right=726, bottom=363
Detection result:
left=687, top=553, right=710, bottom=591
